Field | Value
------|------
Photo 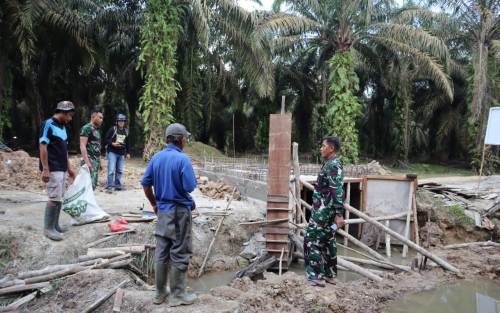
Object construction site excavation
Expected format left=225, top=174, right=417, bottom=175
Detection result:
left=0, top=112, right=499, bottom=313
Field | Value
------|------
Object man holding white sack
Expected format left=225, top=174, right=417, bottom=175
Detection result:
left=39, top=101, right=76, bottom=241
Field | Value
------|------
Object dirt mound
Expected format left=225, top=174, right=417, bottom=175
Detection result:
left=344, top=160, right=391, bottom=177
left=198, top=180, right=241, bottom=200
left=0, top=150, right=45, bottom=191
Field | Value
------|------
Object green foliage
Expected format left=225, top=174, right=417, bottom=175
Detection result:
left=326, top=51, right=362, bottom=164
left=446, top=204, right=474, bottom=226
left=137, top=0, right=181, bottom=160
left=254, top=119, right=269, bottom=153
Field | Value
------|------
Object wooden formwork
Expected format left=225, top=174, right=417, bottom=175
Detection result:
left=265, top=114, right=292, bottom=270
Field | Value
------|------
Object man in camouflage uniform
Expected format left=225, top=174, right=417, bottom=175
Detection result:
left=304, top=136, right=344, bottom=287
left=80, top=108, right=103, bottom=189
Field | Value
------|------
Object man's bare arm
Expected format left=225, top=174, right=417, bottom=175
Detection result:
left=143, top=186, right=157, bottom=214
left=80, top=136, right=92, bottom=170
left=39, top=144, right=50, bottom=183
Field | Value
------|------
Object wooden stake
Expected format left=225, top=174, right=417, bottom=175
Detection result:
left=385, top=220, right=391, bottom=258
left=279, top=248, right=284, bottom=276
left=281, top=96, right=286, bottom=114
left=444, top=241, right=500, bottom=249
left=344, top=183, right=351, bottom=247
left=477, top=144, right=487, bottom=195
left=402, top=182, right=414, bottom=258
left=344, top=204, right=460, bottom=273
left=82, top=280, right=129, bottom=313
left=198, top=188, right=236, bottom=277
left=292, top=143, right=302, bottom=224
left=344, top=212, right=408, bottom=224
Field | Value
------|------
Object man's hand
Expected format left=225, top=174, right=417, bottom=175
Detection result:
left=42, top=168, right=50, bottom=183
left=85, top=160, right=92, bottom=172
left=334, top=214, right=345, bottom=228
left=67, top=167, right=76, bottom=183
left=126, top=154, right=131, bottom=160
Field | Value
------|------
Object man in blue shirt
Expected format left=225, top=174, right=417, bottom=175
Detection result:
left=142, top=123, right=197, bottom=306
left=39, top=101, right=76, bottom=241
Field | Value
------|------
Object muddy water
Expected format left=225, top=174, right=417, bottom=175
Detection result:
left=188, top=271, right=237, bottom=293
left=386, top=280, right=500, bottom=313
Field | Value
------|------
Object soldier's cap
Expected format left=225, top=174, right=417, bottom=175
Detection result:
left=165, top=123, right=191, bottom=138
left=116, top=113, right=127, bottom=121
left=55, top=101, right=75, bottom=112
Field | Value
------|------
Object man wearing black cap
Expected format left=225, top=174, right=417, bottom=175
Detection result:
left=39, top=101, right=76, bottom=241
left=105, top=113, right=130, bottom=193
left=141, top=123, right=197, bottom=306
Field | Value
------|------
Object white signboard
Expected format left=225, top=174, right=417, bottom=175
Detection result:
left=485, top=107, right=500, bottom=145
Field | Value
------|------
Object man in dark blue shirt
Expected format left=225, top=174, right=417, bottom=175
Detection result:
left=142, top=123, right=197, bottom=306
left=39, top=101, right=76, bottom=241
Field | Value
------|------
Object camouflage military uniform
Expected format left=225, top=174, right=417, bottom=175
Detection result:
left=80, top=123, right=101, bottom=189
left=304, top=156, right=344, bottom=281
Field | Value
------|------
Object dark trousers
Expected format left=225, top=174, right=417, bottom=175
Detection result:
left=154, top=205, right=193, bottom=271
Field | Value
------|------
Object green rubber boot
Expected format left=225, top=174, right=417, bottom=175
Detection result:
left=43, top=203, right=63, bottom=241
left=153, top=262, right=169, bottom=305
left=54, top=203, right=69, bottom=233
left=168, top=265, right=197, bottom=307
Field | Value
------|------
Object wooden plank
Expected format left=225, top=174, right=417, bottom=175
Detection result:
left=264, top=227, right=290, bottom=235
left=267, top=195, right=289, bottom=203
left=112, top=288, right=124, bottom=312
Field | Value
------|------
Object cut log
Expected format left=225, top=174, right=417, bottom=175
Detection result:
left=81, top=280, right=130, bottom=313
left=93, top=254, right=132, bottom=269
left=107, top=259, right=133, bottom=269
left=339, top=256, right=411, bottom=271
left=18, top=265, right=69, bottom=280
left=336, top=229, right=388, bottom=261
left=234, top=253, right=277, bottom=280
left=344, top=204, right=460, bottom=273
left=78, top=251, right=125, bottom=262
left=444, top=241, right=500, bottom=249
left=337, top=258, right=382, bottom=281
left=300, top=199, right=312, bottom=211
left=87, top=246, right=145, bottom=255
left=24, top=265, right=86, bottom=284
left=0, top=282, right=50, bottom=296
left=337, top=265, right=384, bottom=276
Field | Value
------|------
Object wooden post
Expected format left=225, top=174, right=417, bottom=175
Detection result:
left=344, top=204, right=460, bottom=273
left=344, top=183, right=351, bottom=247
left=402, top=181, right=414, bottom=258
left=279, top=248, right=284, bottom=276
left=385, top=220, right=391, bottom=257
left=281, top=96, right=286, bottom=114
left=292, top=143, right=302, bottom=224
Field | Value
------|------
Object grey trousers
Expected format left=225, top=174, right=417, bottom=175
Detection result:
left=155, top=205, right=193, bottom=271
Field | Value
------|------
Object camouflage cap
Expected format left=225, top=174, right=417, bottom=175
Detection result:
left=55, top=101, right=75, bottom=112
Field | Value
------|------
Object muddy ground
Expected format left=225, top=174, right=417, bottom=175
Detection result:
left=1, top=155, right=499, bottom=312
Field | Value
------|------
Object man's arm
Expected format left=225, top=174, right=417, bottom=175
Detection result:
left=67, top=154, right=75, bottom=181
left=80, top=136, right=92, bottom=171
left=143, top=186, right=157, bottom=214
left=181, top=157, right=197, bottom=193
left=39, top=143, right=50, bottom=183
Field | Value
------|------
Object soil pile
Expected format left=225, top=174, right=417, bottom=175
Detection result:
left=198, top=180, right=242, bottom=200
left=344, top=160, right=392, bottom=177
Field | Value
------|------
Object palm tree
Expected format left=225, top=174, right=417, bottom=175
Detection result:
left=268, top=0, right=453, bottom=163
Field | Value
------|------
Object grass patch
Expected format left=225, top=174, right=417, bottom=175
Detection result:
left=184, top=141, right=225, bottom=159
left=389, top=163, right=473, bottom=178
left=0, top=234, right=16, bottom=273
left=447, top=204, right=474, bottom=226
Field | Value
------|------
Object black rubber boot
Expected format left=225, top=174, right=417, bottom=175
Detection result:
left=153, top=262, right=169, bottom=305
left=168, top=265, right=196, bottom=306
left=54, top=203, right=69, bottom=233
left=43, top=203, right=63, bottom=241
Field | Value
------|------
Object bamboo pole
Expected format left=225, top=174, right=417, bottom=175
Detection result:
left=341, top=256, right=395, bottom=271
left=402, top=182, right=415, bottom=257
left=445, top=241, right=500, bottom=249
left=198, top=188, right=236, bottom=277
left=289, top=187, right=306, bottom=223
left=24, top=266, right=86, bottom=284
left=300, top=199, right=312, bottom=211
left=336, top=228, right=387, bottom=261
left=300, top=177, right=314, bottom=191
left=292, top=143, right=302, bottom=224
left=279, top=248, right=284, bottom=276
left=344, top=203, right=460, bottom=273
left=337, top=258, right=383, bottom=281
left=78, top=251, right=125, bottom=262
left=344, top=212, right=408, bottom=224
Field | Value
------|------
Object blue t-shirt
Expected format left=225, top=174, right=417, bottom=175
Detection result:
left=141, top=144, right=197, bottom=211
left=39, top=117, right=69, bottom=172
